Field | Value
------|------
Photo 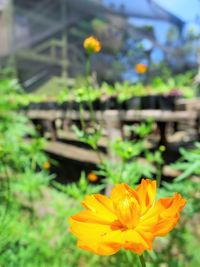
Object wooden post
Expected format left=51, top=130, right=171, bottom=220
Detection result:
left=51, top=120, right=58, bottom=142
left=104, top=110, right=122, bottom=195
left=6, top=0, right=17, bottom=74
left=157, top=121, right=167, bottom=146
left=46, top=120, right=57, bottom=142
left=60, top=0, right=68, bottom=79
left=50, top=39, right=56, bottom=59
left=195, top=116, right=200, bottom=141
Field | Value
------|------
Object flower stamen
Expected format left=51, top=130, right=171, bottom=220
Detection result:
left=113, top=193, right=140, bottom=229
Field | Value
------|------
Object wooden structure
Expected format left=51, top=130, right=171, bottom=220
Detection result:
left=27, top=108, right=199, bottom=161
left=175, top=98, right=200, bottom=139
left=176, top=98, right=200, bottom=112
left=25, top=103, right=200, bottom=182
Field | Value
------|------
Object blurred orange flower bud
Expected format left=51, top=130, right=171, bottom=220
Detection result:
left=135, top=63, right=148, bottom=74
left=83, top=36, right=102, bottom=54
left=43, top=161, right=50, bottom=170
left=87, top=172, right=98, bottom=182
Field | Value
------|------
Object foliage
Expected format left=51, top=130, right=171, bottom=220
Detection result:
left=29, top=70, right=196, bottom=105
left=53, top=172, right=105, bottom=201
left=125, top=118, right=153, bottom=139
left=74, top=86, right=101, bottom=103
left=98, top=159, right=155, bottom=187
left=0, top=68, right=200, bottom=267
left=0, top=76, right=142, bottom=266
left=0, top=77, right=77, bottom=267
left=171, top=142, right=200, bottom=181
left=72, top=125, right=102, bottom=150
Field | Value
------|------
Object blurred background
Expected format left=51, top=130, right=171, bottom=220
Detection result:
left=1, top=1, right=200, bottom=267
left=0, top=0, right=200, bottom=91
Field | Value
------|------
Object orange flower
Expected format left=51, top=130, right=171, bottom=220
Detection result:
left=69, top=179, right=186, bottom=256
left=88, top=172, right=98, bottom=182
left=135, top=63, right=148, bottom=74
left=43, top=161, right=50, bottom=170
left=83, top=36, right=102, bottom=54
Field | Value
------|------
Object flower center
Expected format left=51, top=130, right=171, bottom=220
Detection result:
left=113, top=193, right=140, bottom=229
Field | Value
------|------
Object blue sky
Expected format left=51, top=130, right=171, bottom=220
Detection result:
left=156, top=0, right=200, bottom=21
left=103, top=0, right=200, bottom=22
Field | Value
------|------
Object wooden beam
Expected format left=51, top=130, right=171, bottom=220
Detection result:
left=121, top=110, right=198, bottom=122
left=17, top=50, right=66, bottom=66
left=27, top=110, right=63, bottom=120
left=44, top=141, right=105, bottom=164
left=27, top=109, right=198, bottom=122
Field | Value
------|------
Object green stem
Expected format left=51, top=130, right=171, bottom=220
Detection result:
left=119, top=158, right=126, bottom=182
left=29, top=189, right=34, bottom=223
left=79, top=103, right=86, bottom=130
left=85, top=53, right=96, bottom=123
left=86, top=53, right=102, bottom=155
left=94, top=146, right=103, bottom=165
left=0, top=164, right=11, bottom=224
left=139, top=254, right=147, bottom=267
left=86, top=53, right=91, bottom=83
left=156, top=164, right=162, bottom=188
left=29, top=159, right=36, bottom=223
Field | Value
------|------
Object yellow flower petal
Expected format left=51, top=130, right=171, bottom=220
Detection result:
left=153, top=217, right=179, bottom=236
left=110, top=183, right=140, bottom=205
left=123, top=229, right=152, bottom=254
left=78, top=239, right=121, bottom=256
left=82, top=194, right=117, bottom=222
left=78, top=229, right=122, bottom=255
left=69, top=218, right=113, bottom=241
left=71, top=209, right=115, bottom=225
left=135, top=179, right=156, bottom=214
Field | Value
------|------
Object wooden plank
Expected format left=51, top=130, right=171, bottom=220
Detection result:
left=44, top=141, right=105, bottom=164
left=66, top=109, right=198, bottom=122
left=27, top=110, right=63, bottom=120
left=163, top=165, right=181, bottom=178
left=65, top=110, right=104, bottom=121
left=27, top=109, right=198, bottom=122
left=17, top=50, right=66, bottom=66
left=121, top=110, right=198, bottom=122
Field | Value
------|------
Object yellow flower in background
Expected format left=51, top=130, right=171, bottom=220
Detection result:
left=43, top=161, right=50, bottom=170
left=87, top=172, right=98, bottom=182
left=83, top=36, right=102, bottom=54
left=69, top=179, right=186, bottom=256
left=135, top=63, right=148, bottom=74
